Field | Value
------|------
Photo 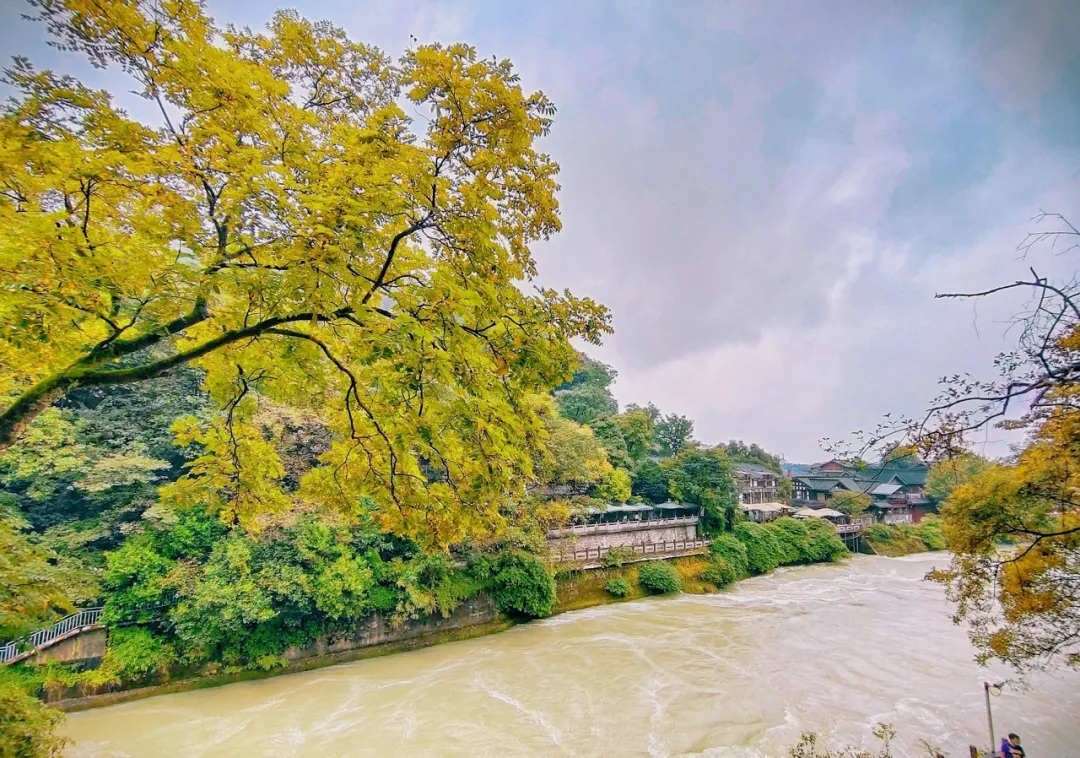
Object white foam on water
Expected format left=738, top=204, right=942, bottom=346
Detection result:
left=472, top=672, right=568, bottom=752
left=63, top=555, right=1080, bottom=757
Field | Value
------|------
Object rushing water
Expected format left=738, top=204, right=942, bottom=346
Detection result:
left=64, top=554, right=1080, bottom=757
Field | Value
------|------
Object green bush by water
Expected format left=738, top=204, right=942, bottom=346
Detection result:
left=732, top=517, right=848, bottom=575
left=864, top=517, right=946, bottom=556
left=732, top=522, right=785, bottom=574
left=604, top=577, right=632, bottom=597
left=489, top=552, right=557, bottom=619
left=709, top=534, right=750, bottom=578
left=638, top=562, right=682, bottom=594
left=700, top=557, right=737, bottom=588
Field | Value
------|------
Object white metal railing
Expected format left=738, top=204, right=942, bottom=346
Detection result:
left=834, top=524, right=862, bottom=535
left=0, top=607, right=104, bottom=665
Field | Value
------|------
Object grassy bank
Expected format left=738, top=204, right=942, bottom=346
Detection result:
left=863, top=517, right=945, bottom=557
left=554, top=555, right=716, bottom=613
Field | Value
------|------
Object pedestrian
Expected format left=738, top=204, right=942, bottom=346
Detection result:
left=1000, top=733, right=1025, bottom=757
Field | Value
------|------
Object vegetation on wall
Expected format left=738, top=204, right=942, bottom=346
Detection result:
left=864, top=518, right=946, bottom=557
left=604, top=578, right=631, bottom=598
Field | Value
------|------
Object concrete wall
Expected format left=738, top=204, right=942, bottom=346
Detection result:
left=548, top=522, right=698, bottom=561
left=24, top=628, right=106, bottom=667
left=283, top=595, right=499, bottom=661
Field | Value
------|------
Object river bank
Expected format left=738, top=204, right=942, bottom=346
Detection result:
left=62, top=553, right=1080, bottom=757
left=862, top=519, right=945, bottom=557
left=50, top=555, right=719, bottom=712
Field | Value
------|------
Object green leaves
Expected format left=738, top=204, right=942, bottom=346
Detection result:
left=0, top=505, right=96, bottom=639
left=637, top=562, right=681, bottom=594
left=489, top=552, right=556, bottom=618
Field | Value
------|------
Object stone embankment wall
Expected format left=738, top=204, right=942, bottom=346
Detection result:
left=283, top=595, right=498, bottom=661
left=48, top=597, right=504, bottom=709
left=25, top=628, right=107, bottom=667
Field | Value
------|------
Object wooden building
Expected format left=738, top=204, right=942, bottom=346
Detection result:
left=733, top=462, right=780, bottom=505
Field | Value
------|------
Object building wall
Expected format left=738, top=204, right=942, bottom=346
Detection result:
left=547, top=521, right=699, bottom=561
left=911, top=504, right=936, bottom=524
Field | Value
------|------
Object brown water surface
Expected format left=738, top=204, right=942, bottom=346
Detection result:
left=64, top=554, right=1080, bottom=756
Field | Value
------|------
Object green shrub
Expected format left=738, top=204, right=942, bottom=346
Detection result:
left=733, top=522, right=784, bottom=574
left=637, top=562, right=682, bottom=594
left=601, top=546, right=636, bottom=568
left=367, top=585, right=400, bottom=614
left=0, top=678, right=68, bottom=757
left=866, top=524, right=892, bottom=542
left=770, top=517, right=807, bottom=564
left=917, top=516, right=946, bottom=551
left=99, top=627, right=176, bottom=682
left=800, top=519, right=848, bottom=563
left=604, top=578, right=632, bottom=597
left=700, top=557, right=737, bottom=588
left=490, top=553, right=556, bottom=619
left=709, top=534, right=749, bottom=578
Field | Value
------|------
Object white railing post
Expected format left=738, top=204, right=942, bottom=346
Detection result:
left=1, top=606, right=106, bottom=666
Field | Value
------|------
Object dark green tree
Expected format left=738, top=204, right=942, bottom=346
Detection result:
left=666, top=448, right=738, bottom=534
left=631, top=459, right=670, bottom=503
left=588, top=415, right=631, bottom=470
left=655, top=413, right=694, bottom=456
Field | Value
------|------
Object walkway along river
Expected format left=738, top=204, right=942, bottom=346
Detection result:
left=63, top=554, right=1080, bottom=757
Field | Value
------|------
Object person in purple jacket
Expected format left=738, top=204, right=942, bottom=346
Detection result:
left=1000, top=733, right=1025, bottom=757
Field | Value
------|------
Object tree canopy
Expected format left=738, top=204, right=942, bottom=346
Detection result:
left=829, top=489, right=871, bottom=518
left=0, top=1, right=609, bottom=547
left=655, top=413, right=694, bottom=457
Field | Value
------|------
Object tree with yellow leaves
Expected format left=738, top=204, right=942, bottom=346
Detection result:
left=829, top=213, right=1080, bottom=672
left=929, top=410, right=1080, bottom=670
left=0, top=0, right=609, bottom=547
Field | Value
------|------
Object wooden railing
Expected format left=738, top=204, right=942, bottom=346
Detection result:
left=0, top=607, right=104, bottom=666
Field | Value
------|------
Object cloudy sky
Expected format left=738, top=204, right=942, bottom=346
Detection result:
left=3, top=0, right=1078, bottom=462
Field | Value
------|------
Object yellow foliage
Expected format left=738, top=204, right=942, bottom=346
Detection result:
left=0, top=1, right=610, bottom=548
left=934, top=407, right=1080, bottom=670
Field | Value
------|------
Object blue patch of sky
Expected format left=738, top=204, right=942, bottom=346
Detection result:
left=1040, top=53, right=1080, bottom=151
left=760, top=77, right=853, bottom=165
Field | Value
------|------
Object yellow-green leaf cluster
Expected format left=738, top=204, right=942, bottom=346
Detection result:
left=0, top=1, right=610, bottom=548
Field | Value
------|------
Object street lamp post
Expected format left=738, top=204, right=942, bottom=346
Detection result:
left=983, top=681, right=1006, bottom=757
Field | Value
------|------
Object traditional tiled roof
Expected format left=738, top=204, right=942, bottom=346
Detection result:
left=793, top=476, right=841, bottom=490
left=732, top=462, right=777, bottom=476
